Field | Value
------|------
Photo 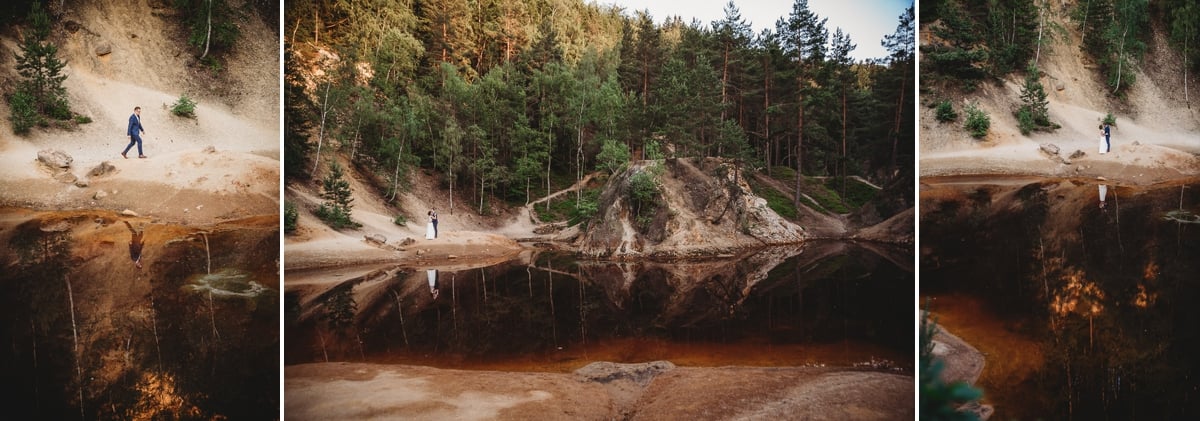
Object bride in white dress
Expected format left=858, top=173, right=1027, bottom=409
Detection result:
left=425, top=211, right=435, bottom=240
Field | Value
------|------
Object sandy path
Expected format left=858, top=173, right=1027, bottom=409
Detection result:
left=0, top=0, right=279, bottom=225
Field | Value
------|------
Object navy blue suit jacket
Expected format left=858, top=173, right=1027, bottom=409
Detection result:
left=128, top=114, right=144, bottom=137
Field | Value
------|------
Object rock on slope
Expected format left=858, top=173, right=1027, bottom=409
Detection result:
left=578, top=157, right=805, bottom=259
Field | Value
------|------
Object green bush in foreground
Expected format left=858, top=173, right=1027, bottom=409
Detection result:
left=936, top=100, right=957, bottom=122
left=920, top=309, right=984, bottom=420
left=284, top=201, right=298, bottom=234
left=963, top=103, right=990, bottom=138
left=171, top=94, right=198, bottom=117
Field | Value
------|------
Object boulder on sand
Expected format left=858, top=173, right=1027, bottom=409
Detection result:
left=38, top=149, right=73, bottom=169
left=89, top=161, right=117, bottom=177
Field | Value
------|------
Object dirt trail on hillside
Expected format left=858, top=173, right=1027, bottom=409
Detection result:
left=920, top=8, right=1200, bottom=185
left=0, top=0, right=280, bottom=225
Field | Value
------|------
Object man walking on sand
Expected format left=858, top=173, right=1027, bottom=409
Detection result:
left=1103, top=122, right=1112, bottom=153
left=431, top=210, right=438, bottom=238
left=122, top=106, right=147, bottom=159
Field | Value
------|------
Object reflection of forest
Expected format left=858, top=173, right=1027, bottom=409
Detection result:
left=284, top=242, right=912, bottom=370
left=921, top=180, right=1200, bottom=419
left=0, top=211, right=280, bottom=420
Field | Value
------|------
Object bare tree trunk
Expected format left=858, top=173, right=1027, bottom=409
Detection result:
left=66, top=275, right=83, bottom=421
left=1113, top=26, right=1129, bottom=94
left=1035, top=0, right=1045, bottom=66
left=793, top=71, right=804, bottom=210
left=201, top=232, right=211, bottom=274
left=891, top=63, right=909, bottom=178
left=313, top=83, right=332, bottom=174
left=841, top=85, right=847, bottom=202
left=207, top=291, right=220, bottom=340
left=764, top=55, right=772, bottom=175
left=150, top=296, right=162, bottom=369
left=317, top=330, right=329, bottom=362
left=200, top=0, right=212, bottom=60
left=391, top=290, right=409, bottom=347
left=389, top=143, right=403, bottom=202
left=1081, top=0, right=1090, bottom=46
left=721, top=45, right=730, bottom=121
left=577, top=101, right=585, bottom=205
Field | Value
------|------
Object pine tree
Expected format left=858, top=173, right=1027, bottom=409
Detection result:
left=777, top=0, right=828, bottom=209
left=284, top=45, right=314, bottom=179
left=316, top=161, right=360, bottom=228
left=12, top=1, right=70, bottom=128
left=1018, top=64, right=1051, bottom=131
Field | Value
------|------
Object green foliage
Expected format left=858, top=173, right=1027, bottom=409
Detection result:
left=963, top=103, right=990, bottom=139
left=171, top=94, right=198, bottom=118
left=595, top=138, right=630, bottom=174
left=175, top=0, right=241, bottom=62
left=627, top=169, right=660, bottom=226
left=392, top=214, right=407, bottom=226
left=749, top=178, right=797, bottom=220
left=1103, top=112, right=1117, bottom=126
left=284, top=47, right=314, bottom=180
left=921, top=310, right=984, bottom=420
left=11, top=2, right=70, bottom=134
left=643, top=139, right=664, bottom=160
left=321, top=288, right=357, bottom=330
left=827, top=177, right=879, bottom=209
left=73, top=114, right=92, bottom=124
left=316, top=162, right=361, bottom=229
left=1075, top=0, right=1149, bottom=93
left=936, top=100, right=958, bottom=122
left=1016, top=107, right=1035, bottom=135
left=1022, top=65, right=1051, bottom=131
left=806, top=180, right=850, bottom=214
left=281, top=0, right=916, bottom=219
left=8, top=90, right=39, bottom=135
left=284, top=201, right=298, bottom=234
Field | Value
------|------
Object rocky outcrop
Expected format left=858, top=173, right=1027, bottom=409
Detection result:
left=37, top=149, right=73, bottom=169
left=578, top=158, right=805, bottom=259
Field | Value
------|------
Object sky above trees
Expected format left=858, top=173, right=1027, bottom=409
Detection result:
left=599, top=0, right=912, bottom=61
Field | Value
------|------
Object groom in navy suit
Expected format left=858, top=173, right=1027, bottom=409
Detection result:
left=122, top=106, right=146, bottom=159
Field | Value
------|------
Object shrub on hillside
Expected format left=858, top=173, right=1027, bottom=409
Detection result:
left=1102, top=112, right=1117, bottom=126
left=316, top=162, right=361, bottom=229
left=171, top=94, right=198, bottom=117
left=9, top=90, right=39, bottom=134
left=284, top=201, right=298, bottom=234
left=963, top=103, right=990, bottom=139
left=936, top=100, right=957, bottom=122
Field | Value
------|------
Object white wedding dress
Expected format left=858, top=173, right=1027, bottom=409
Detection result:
left=425, top=218, right=435, bottom=240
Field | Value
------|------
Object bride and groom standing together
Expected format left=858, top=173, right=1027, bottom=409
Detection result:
left=424, top=210, right=439, bottom=240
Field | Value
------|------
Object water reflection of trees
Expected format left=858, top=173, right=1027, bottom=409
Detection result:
left=1, top=217, right=279, bottom=420
left=288, top=242, right=912, bottom=366
left=922, top=181, right=1200, bottom=419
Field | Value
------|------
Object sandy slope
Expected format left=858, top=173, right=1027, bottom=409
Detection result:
left=920, top=8, right=1200, bottom=185
left=284, top=156, right=530, bottom=271
left=0, top=0, right=279, bottom=224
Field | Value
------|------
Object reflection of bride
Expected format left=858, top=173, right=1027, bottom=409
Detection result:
left=425, top=211, right=435, bottom=240
left=427, top=269, right=439, bottom=299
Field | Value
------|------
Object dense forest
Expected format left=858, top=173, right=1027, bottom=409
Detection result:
left=285, top=0, right=915, bottom=217
left=922, top=0, right=1200, bottom=97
